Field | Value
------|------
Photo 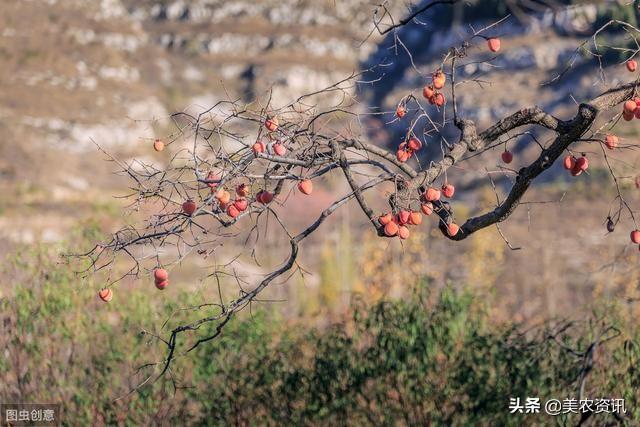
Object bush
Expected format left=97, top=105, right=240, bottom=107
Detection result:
left=1, top=246, right=639, bottom=425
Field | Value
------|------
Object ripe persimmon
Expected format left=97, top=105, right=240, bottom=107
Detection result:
left=153, top=139, right=165, bottom=152
left=396, top=149, right=411, bottom=163
left=252, top=140, right=266, bottom=154
left=424, top=187, right=441, bottom=202
left=257, top=190, right=274, bottom=204
left=442, top=183, right=455, bottom=198
left=487, top=38, right=501, bottom=53
left=397, top=210, right=411, bottom=225
left=98, top=288, right=112, bottom=302
left=421, top=202, right=434, bottom=216
left=379, top=213, right=393, bottom=225
left=501, top=150, right=513, bottom=164
left=576, top=156, right=589, bottom=171
left=398, top=225, right=410, bottom=240
left=605, top=134, right=618, bottom=150
left=433, top=93, right=445, bottom=107
left=155, top=280, right=169, bottom=290
left=631, top=229, right=640, bottom=244
left=216, top=188, right=231, bottom=205
left=182, top=200, right=197, bottom=216
left=384, top=221, right=399, bottom=237
left=154, top=268, right=168, bottom=282
left=273, top=142, right=287, bottom=156
left=408, top=137, right=422, bottom=151
left=298, top=179, right=313, bottom=195
left=432, top=71, right=446, bottom=89
left=563, top=155, right=576, bottom=170
left=234, top=198, right=248, bottom=211
left=422, top=86, right=435, bottom=99
left=627, top=59, right=637, bottom=72
left=227, top=204, right=240, bottom=218
left=265, top=117, right=279, bottom=132
left=624, top=100, right=637, bottom=114
left=409, top=211, right=422, bottom=225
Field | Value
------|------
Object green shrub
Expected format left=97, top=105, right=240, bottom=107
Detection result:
left=1, top=246, right=639, bottom=425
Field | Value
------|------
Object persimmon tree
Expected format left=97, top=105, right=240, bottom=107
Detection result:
left=76, top=1, right=640, bottom=382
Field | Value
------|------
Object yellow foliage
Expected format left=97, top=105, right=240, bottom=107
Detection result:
left=354, top=224, right=434, bottom=303
left=464, top=187, right=505, bottom=292
left=316, top=215, right=356, bottom=314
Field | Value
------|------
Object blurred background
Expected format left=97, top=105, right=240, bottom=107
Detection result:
left=2, top=0, right=640, bottom=424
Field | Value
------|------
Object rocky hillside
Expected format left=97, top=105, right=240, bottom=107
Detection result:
left=1, top=0, right=639, bottom=245
left=0, top=0, right=398, bottom=244
left=361, top=1, right=639, bottom=149
left=1, top=0, right=389, bottom=155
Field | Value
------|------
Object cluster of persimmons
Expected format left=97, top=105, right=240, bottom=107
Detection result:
left=377, top=182, right=457, bottom=241
left=97, top=36, right=640, bottom=302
